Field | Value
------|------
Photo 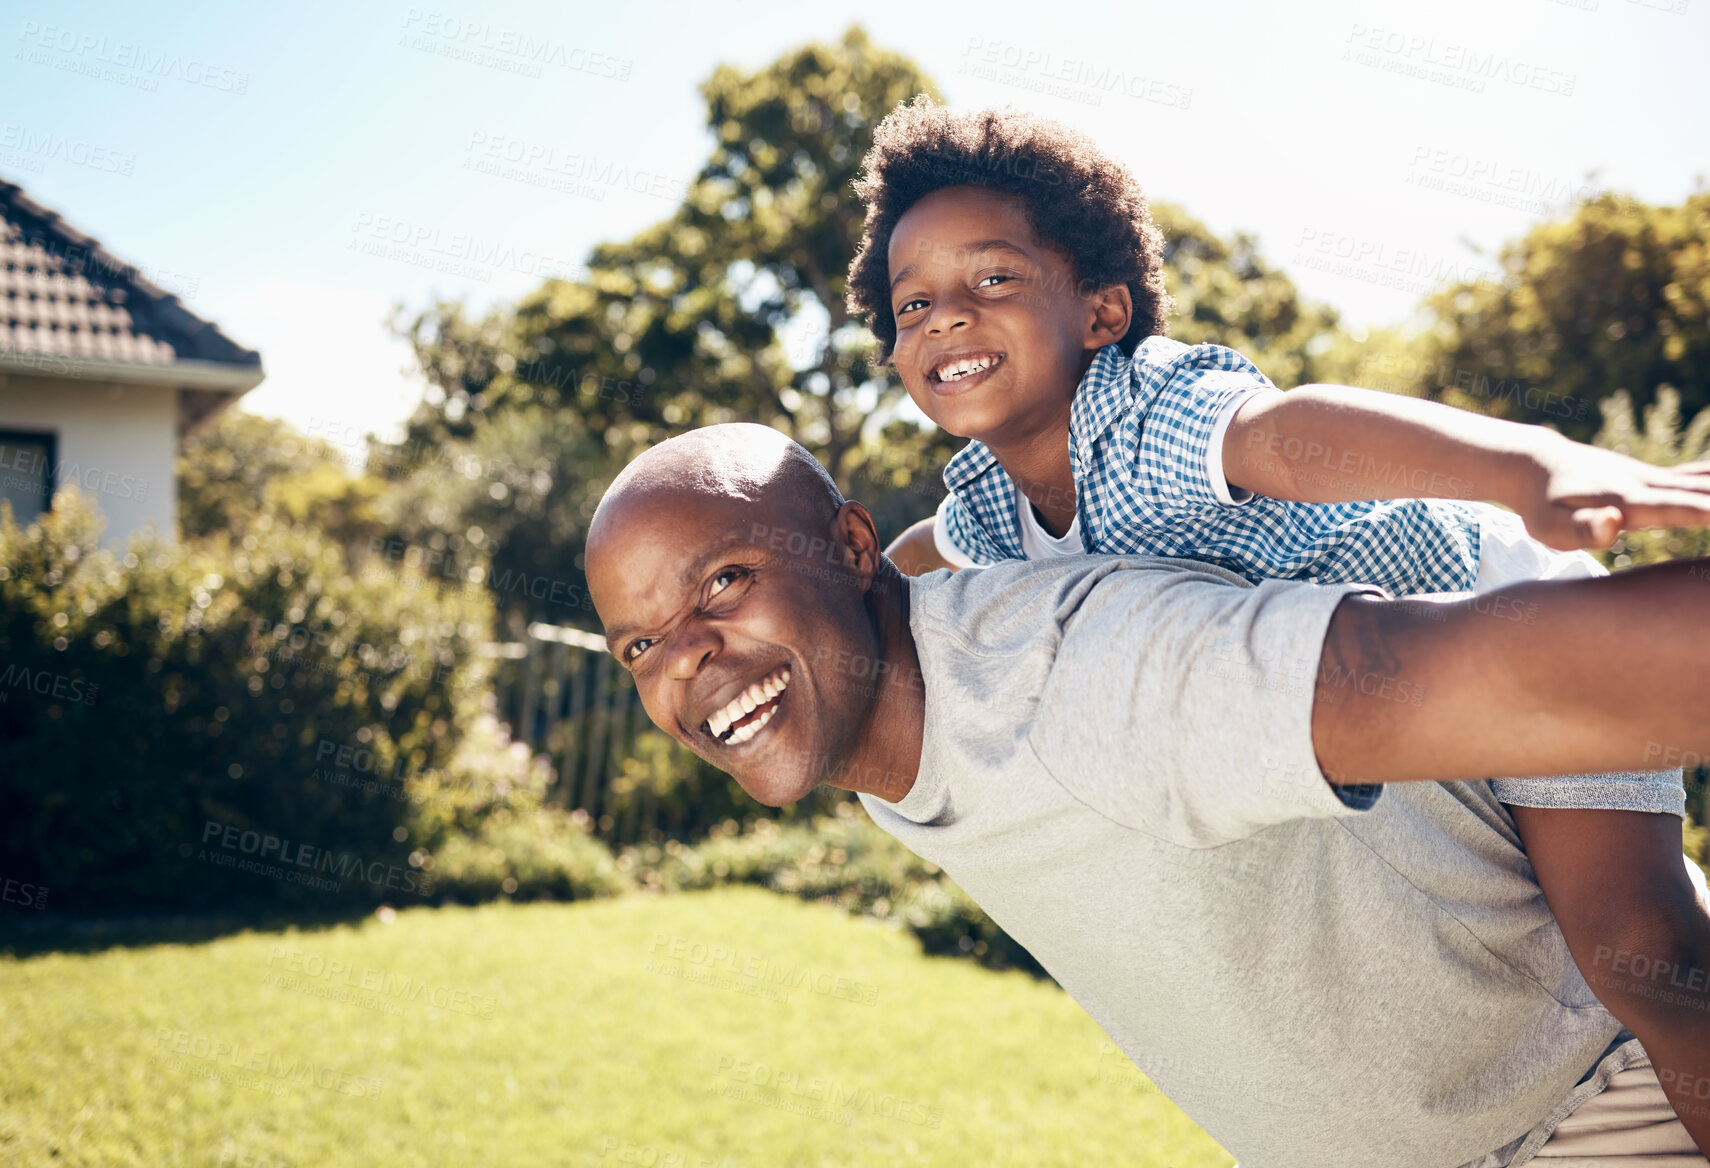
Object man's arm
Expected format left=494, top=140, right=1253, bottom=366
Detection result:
left=1508, top=805, right=1710, bottom=1154
left=1223, top=385, right=1710, bottom=549
left=1311, top=558, right=1710, bottom=784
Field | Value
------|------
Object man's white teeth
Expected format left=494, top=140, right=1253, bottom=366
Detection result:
left=937, top=355, right=998, bottom=382
left=705, top=666, right=790, bottom=741
left=725, top=706, right=776, bottom=746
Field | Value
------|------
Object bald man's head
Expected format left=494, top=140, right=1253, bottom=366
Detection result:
left=585, top=424, right=901, bottom=806
left=588, top=423, right=845, bottom=555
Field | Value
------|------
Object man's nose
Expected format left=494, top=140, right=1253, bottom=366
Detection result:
left=665, top=619, right=721, bottom=680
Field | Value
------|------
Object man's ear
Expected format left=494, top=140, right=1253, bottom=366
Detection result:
left=1085, top=283, right=1132, bottom=349
left=830, top=500, right=883, bottom=584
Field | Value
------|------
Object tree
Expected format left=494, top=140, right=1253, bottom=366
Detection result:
left=1405, top=191, right=1710, bottom=441
left=178, top=410, right=380, bottom=547
left=1153, top=204, right=1347, bottom=389
left=384, top=26, right=1351, bottom=629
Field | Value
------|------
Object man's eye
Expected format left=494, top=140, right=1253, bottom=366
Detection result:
left=624, top=637, right=654, bottom=663
left=709, top=568, right=743, bottom=596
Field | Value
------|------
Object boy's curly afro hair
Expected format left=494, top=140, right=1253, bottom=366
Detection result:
left=845, top=97, right=1172, bottom=364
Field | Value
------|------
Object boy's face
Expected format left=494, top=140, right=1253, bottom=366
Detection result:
left=886, top=185, right=1112, bottom=449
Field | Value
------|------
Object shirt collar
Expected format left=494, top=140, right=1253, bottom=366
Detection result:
left=1069, top=343, right=1133, bottom=449
left=942, top=436, right=1000, bottom=492
left=940, top=343, right=1133, bottom=493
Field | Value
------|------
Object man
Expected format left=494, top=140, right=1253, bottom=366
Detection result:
left=585, top=423, right=1710, bottom=1167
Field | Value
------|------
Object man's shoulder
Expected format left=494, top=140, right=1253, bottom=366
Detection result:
left=908, top=554, right=1254, bottom=654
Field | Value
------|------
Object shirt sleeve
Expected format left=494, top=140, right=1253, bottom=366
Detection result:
left=935, top=491, right=1005, bottom=567
left=1204, top=385, right=1281, bottom=506
left=1125, top=345, right=1276, bottom=510
left=1026, top=566, right=1385, bottom=847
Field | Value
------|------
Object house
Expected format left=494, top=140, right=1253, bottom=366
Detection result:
left=0, top=178, right=263, bottom=543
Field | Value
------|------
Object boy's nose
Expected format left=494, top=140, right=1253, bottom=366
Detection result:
left=925, top=299, right=973, bottom=335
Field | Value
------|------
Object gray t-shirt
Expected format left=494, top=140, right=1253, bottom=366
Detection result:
left=857, top=555, right=1643, bottom=1168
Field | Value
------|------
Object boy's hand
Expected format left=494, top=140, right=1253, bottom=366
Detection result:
left=1517, top=438, right=1710, bottom=550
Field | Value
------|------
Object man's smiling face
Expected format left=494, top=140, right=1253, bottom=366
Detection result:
left=887, top=184, right=1103, bottom=448
left=586, top=482, right=888, bottom=808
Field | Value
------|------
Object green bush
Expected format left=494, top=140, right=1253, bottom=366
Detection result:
left=0, top=489, right=492, bottom=913
left=400, top=710, right=632, bottom=903
left=619, top=803, right=1047, bottom=977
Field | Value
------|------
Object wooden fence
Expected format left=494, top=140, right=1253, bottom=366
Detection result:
left=487, top=621, right=661, bottom=845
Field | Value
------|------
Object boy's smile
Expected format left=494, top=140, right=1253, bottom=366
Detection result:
left=887, top=185, right=1124, bottom=452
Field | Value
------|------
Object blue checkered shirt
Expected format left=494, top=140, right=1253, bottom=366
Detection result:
left=938, top=339, right=1485, bottom=595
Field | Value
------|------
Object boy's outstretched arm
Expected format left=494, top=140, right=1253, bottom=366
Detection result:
left=1223, top=385, right=1710, bottom=549
left=1311, top=558, right=1710, bottom=784
left=885, top=516, right=959, bottom=577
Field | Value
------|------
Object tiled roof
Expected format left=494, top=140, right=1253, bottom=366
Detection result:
left=0, top=178, right=260, bottom=370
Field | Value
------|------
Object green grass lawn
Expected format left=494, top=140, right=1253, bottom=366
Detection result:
left=0, top=887, right=1233, bottom=1168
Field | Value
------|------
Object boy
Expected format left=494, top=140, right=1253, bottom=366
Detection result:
left=844, top=98, right=1710, bottom=1147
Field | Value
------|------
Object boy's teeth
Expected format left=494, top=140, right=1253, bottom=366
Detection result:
left=938, top=355, right=997, bottom=382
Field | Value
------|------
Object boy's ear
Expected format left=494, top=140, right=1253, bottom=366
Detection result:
left=1084, top=283, right=1133, bottom=349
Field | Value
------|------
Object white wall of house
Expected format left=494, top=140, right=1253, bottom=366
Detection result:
left=0, top=373, right=179, bottom=545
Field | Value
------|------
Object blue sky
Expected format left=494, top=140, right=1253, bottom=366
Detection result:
left=4, top=0, right=1704, bottom=450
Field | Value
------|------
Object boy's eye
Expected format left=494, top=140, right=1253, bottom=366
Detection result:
left=977, top=274, right=1012, bottom=289
left=896, top=297, right=927, bottom=317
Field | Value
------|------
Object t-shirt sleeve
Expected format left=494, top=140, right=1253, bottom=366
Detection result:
left=932, top=493, right=985, bottom=569
left=1026, top=567, right=1385, bottom=847
left=1204, top=384, right=1281, bottom=505
left=1125, top=345, right=1277, bottom=510
left=935, top=491, right=1012, bottom=567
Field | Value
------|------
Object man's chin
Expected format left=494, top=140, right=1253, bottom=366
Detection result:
left=737, top=771, right=820, bottom=809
